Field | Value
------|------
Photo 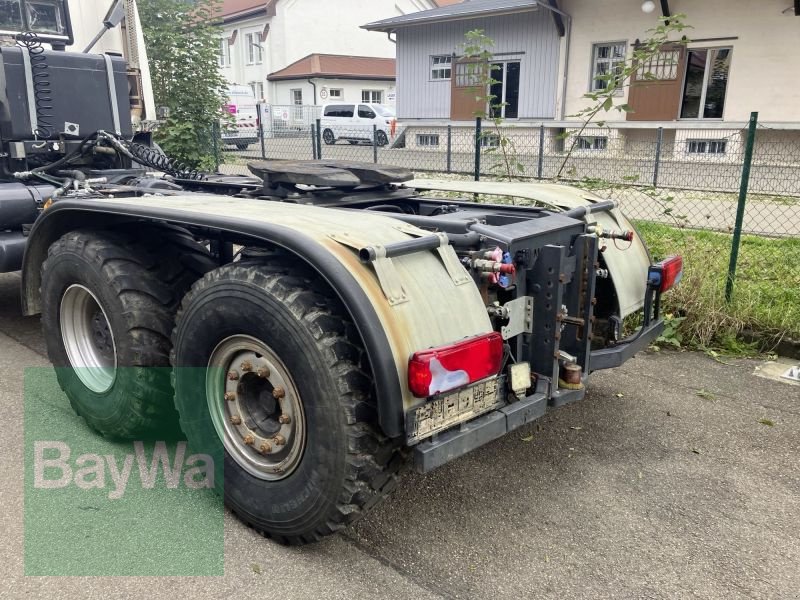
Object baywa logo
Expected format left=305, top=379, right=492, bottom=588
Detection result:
left=33, top=441, right=215, bottom=499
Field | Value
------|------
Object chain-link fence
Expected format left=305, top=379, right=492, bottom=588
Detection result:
left=216, top=110, right=799, bottom=240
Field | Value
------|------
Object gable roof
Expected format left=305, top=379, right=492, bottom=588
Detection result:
left=363, top=0, right=538, bottom=32
left=268, top=54, right=396, bottom=81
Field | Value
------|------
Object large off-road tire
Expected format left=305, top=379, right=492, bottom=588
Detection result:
left=40, top=228, right=215, bottom=439
left=171, top=260, right=404, bottom=544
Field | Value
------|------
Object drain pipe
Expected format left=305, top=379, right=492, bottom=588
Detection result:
left=307, top=78, right=318, bottom=105
left=536, top=1, right=572, bottom=120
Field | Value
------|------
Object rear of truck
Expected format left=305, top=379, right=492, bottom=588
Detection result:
left=333, top=188, right=683, bottom=472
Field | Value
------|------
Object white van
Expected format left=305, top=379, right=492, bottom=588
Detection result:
left=222, top=84, right=260, bottom=150
left=320, top=103, right=396, bottom=146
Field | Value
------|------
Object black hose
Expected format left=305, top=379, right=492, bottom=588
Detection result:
left=122, top=139, right=207, bottom=181
left=16, top=32, right=53, bottom=139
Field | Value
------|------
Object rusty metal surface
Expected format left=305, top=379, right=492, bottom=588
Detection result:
left=84, top=194, right=493, bottom=413
left=404, top=178, right=651, bottom=317
left=248, top=160, right=413, bottom=187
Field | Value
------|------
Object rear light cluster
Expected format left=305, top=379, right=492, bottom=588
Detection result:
left=648, top=255, right=683, bottom=292
left=408, top=332, right=504, bottom=398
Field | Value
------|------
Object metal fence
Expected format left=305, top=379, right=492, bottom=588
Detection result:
left=217, top=111, right=800, bottom=242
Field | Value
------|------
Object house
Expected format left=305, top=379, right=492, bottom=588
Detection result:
left=363, top=0, right=800, bottom=160
left=266, top=54, right=396, bottom=107
left=216, top=0, right=446, bottom=104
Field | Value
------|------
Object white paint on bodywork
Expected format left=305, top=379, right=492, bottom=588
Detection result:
left=404, top=179, right=652, bottom=317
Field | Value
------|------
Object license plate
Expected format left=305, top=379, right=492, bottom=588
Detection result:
left=407, top=378, right=502, bottom=444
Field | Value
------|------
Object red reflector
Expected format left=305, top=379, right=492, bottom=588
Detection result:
left=408, top=333, right=504, bottom=398
left=659, top=255, right=683, bottom=292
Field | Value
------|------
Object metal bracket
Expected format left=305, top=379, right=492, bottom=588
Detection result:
left=329, top=232, right=408, bottom=306
left=392, top=224, right=471, bottom=286
left=500, top=296, right=534, bottom=340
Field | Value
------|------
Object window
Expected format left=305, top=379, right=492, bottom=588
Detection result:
left=591, top=42, right=626, bottom=92
left=431, top=55, right=452, bottom=80
left=576, top=136, right=608, bottom=151
left=488, top=61, right=521, bottom=119
left=455, top=61, right=483, bottom=88
left=417, top=134, right=440, bottom=147
left=640, top=48, right=680, bottom=80
left=245, top=32, right=263, bottom=65
left=358, top=105, right=376, bottom=119
left=323, top=104, right=354, bottom=118
left=361, top=90, right=383, bottom=104
left=687, top=139, right=727, bottom=154
left=480, top=134, right=500, bottom=148
left=249, top=81, right=263, bottom=101
left=218, top=38, right=231, bottom=67
left=328, top=88, right=343, bottom=99
left=291, top=89, right=303, bottom=105
left=680, top=48, right=732, bottom=119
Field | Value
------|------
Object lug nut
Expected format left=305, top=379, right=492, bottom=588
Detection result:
left=259, top=441, right=272, bottom=454
left=257, top=366, right=271, bottom=379
left=243, top=434, right=255, bottom=446
left=278, top=414, right=291, bottom=425
left=227, top=371, right=239, bottom=381
left=230, top=415, right=242, bottom=425
left=272, top=386, right=285, bottom=399
left=224, top=392, right=236, bottom=402
left=240, top=361, right=253, bottom=372
left=273, top=434, right=286, bottom=446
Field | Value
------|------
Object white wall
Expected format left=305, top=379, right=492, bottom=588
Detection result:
left=220, top=0, right=433, bottom=103
left=271, top=78, right=396, bottom=106
left=559, top=0, right=800, bottom=124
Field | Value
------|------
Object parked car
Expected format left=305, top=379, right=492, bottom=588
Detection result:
left=321, top=103, right=396, bottom=146
left=222, top=84, right=260, bottom=150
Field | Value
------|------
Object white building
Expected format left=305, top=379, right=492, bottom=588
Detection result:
left=216, top=0, right=449, bottom=103
left=364, top=0, right=800, bottom=159
left=267, top=54, right=396, bottom=107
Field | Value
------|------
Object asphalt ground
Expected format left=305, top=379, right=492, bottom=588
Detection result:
left=0, top=270, right=798, bottom=599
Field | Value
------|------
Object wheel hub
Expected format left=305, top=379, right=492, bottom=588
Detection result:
left=207, top=336, right=306, bottom=481
left=59, top=284, right=117, bottom=393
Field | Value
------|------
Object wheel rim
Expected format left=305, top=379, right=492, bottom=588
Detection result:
left=206, top=335, right=306, bottom=481
left=59, top=284, right=117, bottom=393
left=323, top=130, right=334, bottom=143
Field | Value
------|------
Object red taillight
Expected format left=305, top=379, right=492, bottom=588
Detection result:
left=648, top=255, right=683, bottom=292
left=225, top=104, right=237, bottom=115
left=408, top=333, right=504, bottom=398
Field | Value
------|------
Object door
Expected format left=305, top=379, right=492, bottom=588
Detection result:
left=488, top=61, right=521, bottom=119
left=626, top=44, right=686, bottom=121
left=450, top=59, right=485, bottom=121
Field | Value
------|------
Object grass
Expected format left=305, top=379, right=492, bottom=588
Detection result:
left=635, top=221, right=800, bottom=350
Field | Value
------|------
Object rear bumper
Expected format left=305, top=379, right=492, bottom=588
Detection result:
left=589, top=318, right=665, bottom=372
left=412, top=318, right=665, bottom=473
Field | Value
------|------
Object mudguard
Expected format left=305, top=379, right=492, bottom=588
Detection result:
left=404, top=179, right=652, bottom=318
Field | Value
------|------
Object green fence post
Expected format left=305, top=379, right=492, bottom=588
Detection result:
left=537, top=124, right=545, bottom=179
left=258, top=103, right=267, bottom=159
left=446, top=125, right=452, bottom=174
left=725, top=111, right=758, bottom=303
left=212, top=121, right=220, bottom=172
left=315, top=118, right=322, bottom=160
left=474, top=117, right=482, bottom=181
left=310, top=123, right=317, bottom=160
left=652, top=126, right=663, bottom=188
left=373, top=124, right=378, bottom=164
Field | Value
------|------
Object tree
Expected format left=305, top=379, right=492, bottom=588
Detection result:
left=557, top=14, right=691, bottom=178
left=139, top=0, right=228, bottom=171
left=461, top=30, right=524, bottom=179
